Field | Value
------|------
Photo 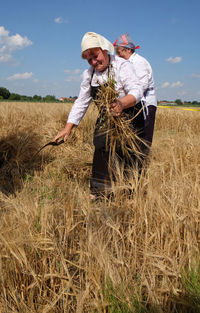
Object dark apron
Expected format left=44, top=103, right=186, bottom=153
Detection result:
left=90, top=80, right=145, bottom=197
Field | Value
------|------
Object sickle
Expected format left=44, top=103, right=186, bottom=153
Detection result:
left=33, top=139, right=65, bottom=158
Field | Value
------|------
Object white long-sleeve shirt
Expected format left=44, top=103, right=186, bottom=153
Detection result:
left=129, top=53, right=157, bottom=107
left=67, top=55, right=144, bottom=125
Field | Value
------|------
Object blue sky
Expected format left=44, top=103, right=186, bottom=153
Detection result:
left=0, top=0, right=200, bottom=101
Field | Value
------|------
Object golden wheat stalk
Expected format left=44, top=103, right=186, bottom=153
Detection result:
left=94, top=77, right=148, bottom=166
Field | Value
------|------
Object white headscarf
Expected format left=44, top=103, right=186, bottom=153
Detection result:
left=81, top=32, right=114, bottom=55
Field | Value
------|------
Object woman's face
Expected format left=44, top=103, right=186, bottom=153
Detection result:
left=82, top=48, right=109, bottom=72
left=115, top=46, right=130, bottom=60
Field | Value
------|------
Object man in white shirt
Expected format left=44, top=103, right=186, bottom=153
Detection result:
left=114, top=33, right=157, bottom=148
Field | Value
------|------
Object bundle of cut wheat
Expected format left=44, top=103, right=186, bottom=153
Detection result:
left=94, top=77, right=147, bottom=170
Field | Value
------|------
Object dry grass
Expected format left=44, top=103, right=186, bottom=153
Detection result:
left=0, top=102, right=200, bottom=312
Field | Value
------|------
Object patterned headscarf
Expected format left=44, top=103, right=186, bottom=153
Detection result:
left=113, top=33, right=140, bottom=50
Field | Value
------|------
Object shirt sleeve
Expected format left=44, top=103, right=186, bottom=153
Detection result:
left=132, top=58, right=152, bottom=92
left=67, top=68, right=92, bottom=125
left=118, top=61, right=144, bottom=104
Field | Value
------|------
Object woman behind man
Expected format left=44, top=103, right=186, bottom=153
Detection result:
left=114, top=33, right=157, bottom=148
left=54, top=32, right=146, bottom=198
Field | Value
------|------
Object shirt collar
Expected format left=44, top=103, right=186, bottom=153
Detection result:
left=129, top=52, right=136, bottom=61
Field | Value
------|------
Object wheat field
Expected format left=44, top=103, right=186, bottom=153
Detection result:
left=0, top=101, right=200, bottom=313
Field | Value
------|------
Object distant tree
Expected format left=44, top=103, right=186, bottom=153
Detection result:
left=33, top=94, right=42, bottom=101
left=192, top=101, right=199, bottom=106
left=44, top=95, right=56, bottom=102
left=175, top=99, right=183, bottom=106
left=20, top=95, right=29, bottom=101
left=0, top=87, right=10, bottom=99
left=26, top=96, right=33, bottom=101
left=9, top=93, right=21, bottom=100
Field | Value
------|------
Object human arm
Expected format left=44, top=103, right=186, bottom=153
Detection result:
left=67, top=68, right=93, bottom=125
left=53, top=68, right=92, bottom=142
left=110, top=59, right=143, bottom=115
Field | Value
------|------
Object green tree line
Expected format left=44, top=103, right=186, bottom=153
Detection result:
left=1, top=86, right=200, bottom=106
left=0, top=87, right=59, bottom=102
left=175, top=99, right=200, bottom=106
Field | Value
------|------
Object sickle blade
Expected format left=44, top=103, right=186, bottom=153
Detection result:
left=33, top=139, right=65, bottom=158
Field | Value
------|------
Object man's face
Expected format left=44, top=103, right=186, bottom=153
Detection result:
left=82, top=48, right=109, bottom=72
left=115, top=46, right=130, bottom=60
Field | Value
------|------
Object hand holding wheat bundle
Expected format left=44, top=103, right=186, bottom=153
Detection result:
left=109, top=99, right=124, bottom=116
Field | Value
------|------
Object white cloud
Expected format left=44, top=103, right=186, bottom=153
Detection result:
left=171, top=81, right=183, bottom=88
left=54, top=17, right=62, bottom=23
left=0, top=52, right=12, bottom=63
left=191, top=73, right=200, bottom=78
left=65, top=76, right=82, bottom=82
left=177, top=90, right=186, bottom=96
left=64, top=69, right=81, bottom=74
left=54, top=17, right=68, bottom=24
left=0, top=26, right=9, bottom=40
left=74, top=69, right=82, bottom=74
left=0, top=26, right=32, bottom=63
left=33, top=79, right=39, bottom=83
left=7, top=72, right=33, bottom=81
left=160, top=81, right=184, bottom=88
left=64, top=68, right=83, bottom=82
left=161, top=82, right=170, bottom=88
left=166, top=56, right=182, bottom=64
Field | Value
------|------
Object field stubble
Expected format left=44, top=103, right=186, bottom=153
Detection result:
left=0, top=102, right=200, bottom=312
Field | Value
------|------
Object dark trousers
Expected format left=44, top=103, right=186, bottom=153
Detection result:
left=144, top=105, right=157, bottom=146
left=90, top=104, right=157, bottom=196
left=90, top=148, right=111, bottom=196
